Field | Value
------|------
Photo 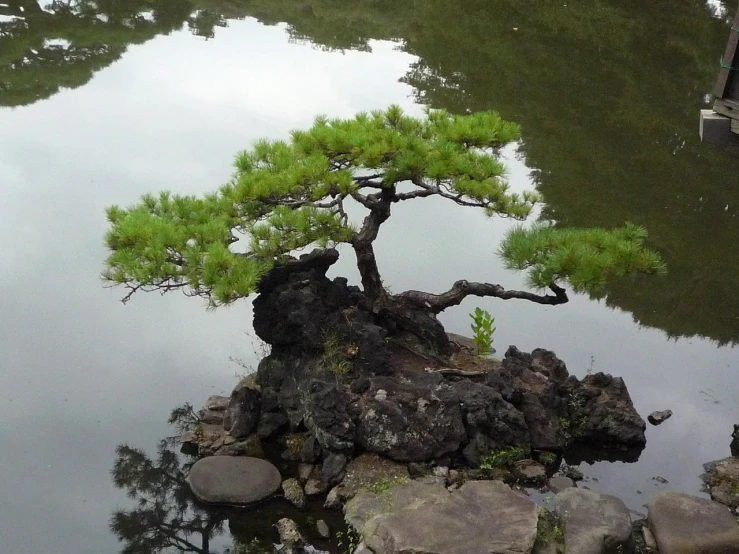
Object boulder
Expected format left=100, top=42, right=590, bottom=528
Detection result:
left=702, top=456, right=739, bottom=511
left=452, top=379, right=530, bottom=466
left=513, top=459, right=547, bottom=484
left=320, top=452, right=348, bottom=488
left=282, top=478, right=305, bottom=508
left=256, top=412, right=289, bottom=439
left=647, top=491, right=739, bottom=554
left=332, top=453, right=410, bottom=504
left=359, top=480, right=539, bottom=554
left=355, top=373, right=466, bottom=462
left=553, top=488, right=633, bottom=554
left=345, top=479, right=449, bottom=531
left=647, top=410, right=672, bottom=425
left=572, top=373, right=646, bottom=447
left=201, top=409, right=225, bottom=425
left=187, top=456, right=281, bottom=506
left=303, top=380, right=356, bottom=452
left=205, top=395, right=230, bottom=411
left=223, top=384, right=261, bottom=439
left=214, top=434, right=264, bottom=458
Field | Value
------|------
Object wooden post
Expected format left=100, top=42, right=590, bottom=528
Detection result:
left=713, top=3, right=739, bottom=100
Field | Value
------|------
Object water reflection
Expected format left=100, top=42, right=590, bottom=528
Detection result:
left=5, top=0, right=737, bottom=344
left=110, top=440, right=230, bottom=553
left=0, top=0, right=191, bottom=106
left=110, top=427, right=341, bottom=554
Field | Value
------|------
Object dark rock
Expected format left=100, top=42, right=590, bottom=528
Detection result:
left=452, top=380, right=530, bottom=466
left=648, top=491, right=739, bottom=554
left=300, top=435, right=321, bottom=464
left=303, top=380, right=356, bottom=452
left=187, top=456, right=281, bottom=506
left=563, top=465, right=585, bottom=481
left=505, top=345, right=533, bottom=365
left=223, top=384, right=261, bottom=439
left=355, top=373, right=466, bottom=462
left=554, top=488, right=634, bottom=554
left=256, top=412, right=289, bottom=439
left=214, top=434, right=264, bottom=458
left=513, top=459, right=546, bottom=484
left=572, top=373, right=647, bottom=447
left=731, top=424, right=739, bottom=457
left=518, top=388, right=566, bottom=451
left=407, top=462, right=429, bottom=479
left=647, top=410, right=673, bottom=425
left=201, top=409, right=225, bottom=425
left=320, top=452, right=347, bottom=488
left=281, top=478, right=305, bottom=508
left=531, top=348, right=570, bottom=383
left=179, top=432, right=199, bottom=456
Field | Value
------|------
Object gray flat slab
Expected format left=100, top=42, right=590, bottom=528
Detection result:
left=187, top=456, right=281, bottom=505
left=648, top=491, right=739, bottom=554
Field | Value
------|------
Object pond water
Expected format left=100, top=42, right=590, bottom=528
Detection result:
left=1, top=1, right=738, bottom=552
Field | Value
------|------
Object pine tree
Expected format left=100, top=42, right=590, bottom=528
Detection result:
left=103, top=106, right=664, bottom=348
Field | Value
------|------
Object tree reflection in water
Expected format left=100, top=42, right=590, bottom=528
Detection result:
left=109, top=438, right=273, bottom=554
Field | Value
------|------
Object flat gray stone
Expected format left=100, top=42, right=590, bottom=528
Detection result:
left=548, top=475, right=576, bottom=493
left=647, top=491, right=739, bottom=554
left=345, top=479, right=449, bottom=531
left=205, top=395, right=230, bottom=411
left=554, top=488, right=633, bottom=554
left=187, top=456, right=281, bottom=506
left=361, top=480, right=539, bottom=554
left=316, top=519, right=330, bottom=538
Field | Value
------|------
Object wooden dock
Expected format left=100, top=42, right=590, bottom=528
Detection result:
left=701, top=4, right=739, bottom=145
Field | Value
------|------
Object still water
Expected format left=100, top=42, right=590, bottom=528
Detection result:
left=1, top=1, right=738, bottom=552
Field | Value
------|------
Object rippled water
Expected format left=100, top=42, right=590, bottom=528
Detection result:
left=1, top=1, right=738, bottom=552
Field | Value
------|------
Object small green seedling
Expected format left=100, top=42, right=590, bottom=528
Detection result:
left=470, top=307, right=496, bottom=355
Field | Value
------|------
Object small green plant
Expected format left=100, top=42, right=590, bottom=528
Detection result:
left=539, top=451, right=558, bottom=467
left=365, top=476, right=409, bottom=495
left=470, top=307, right=496, bottom=355
left=321, top=332, right=351, bottom=375
left=479, top=445, right=528, bottom=469
left=336, top=527, right=362, bottom=554
left=552, top=524, right=564, bottom=542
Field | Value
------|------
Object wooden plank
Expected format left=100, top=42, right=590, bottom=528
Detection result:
left=713, top=98, right=739, bottom=120
left=714, top=3, right=739, bottom=99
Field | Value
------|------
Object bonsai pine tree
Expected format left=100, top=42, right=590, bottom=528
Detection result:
left=103, top=106, right=664, bottom=350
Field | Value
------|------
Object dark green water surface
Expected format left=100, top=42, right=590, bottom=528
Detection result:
left=1, top=1, right=738, bottom=552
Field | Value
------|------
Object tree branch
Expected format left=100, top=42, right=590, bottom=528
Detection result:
left=397, top=281, right=569, bottom=314
left=393, top=188, right=438, bottom=201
